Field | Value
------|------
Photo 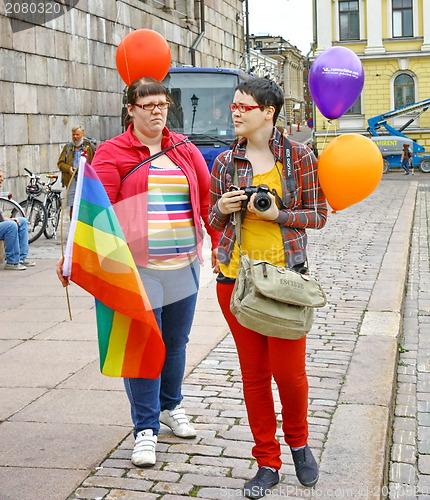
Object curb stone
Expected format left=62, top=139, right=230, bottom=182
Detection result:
left=317, top=182, right=417, bottom=499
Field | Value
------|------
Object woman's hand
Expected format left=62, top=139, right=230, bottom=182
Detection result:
left=247, top=192, right=279, bottom=221
left=56, top=256, right=69, bottom=287
left=211, top=248, right=220, bottom=273
left=217, top=189, right=247, bottom=215
left=3, top=217, right=20, bottom=224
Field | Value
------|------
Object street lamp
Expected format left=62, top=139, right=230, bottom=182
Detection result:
left=191, top=93, right=199, bottom=133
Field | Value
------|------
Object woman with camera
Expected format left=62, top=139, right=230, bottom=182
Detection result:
left=209, top=77, right=327, bottom=498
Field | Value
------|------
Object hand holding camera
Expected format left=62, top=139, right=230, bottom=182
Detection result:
left=217, top=187, right=248, bottom=215
left=218, top=182, right=281, bottom=220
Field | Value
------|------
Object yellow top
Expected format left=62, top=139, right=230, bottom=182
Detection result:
left=219, top=161, right=285, bottom=278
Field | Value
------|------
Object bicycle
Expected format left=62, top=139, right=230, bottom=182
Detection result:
left=42, top=174, right=62, bottom=239
left=0, top=192, right=25, bottom=218
left=19, top=168, right=48, bottom=243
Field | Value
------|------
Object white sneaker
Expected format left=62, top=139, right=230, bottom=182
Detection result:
left=160, top=406, right=197, bottom=438
left=20, top=259, right=35, bottom=267
left=131, top=429, right=157, bottom=467
left=4, top=262, right=26, bottom=270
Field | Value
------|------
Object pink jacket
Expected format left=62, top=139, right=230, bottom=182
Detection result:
left=92, top=125, right=220, bottom=266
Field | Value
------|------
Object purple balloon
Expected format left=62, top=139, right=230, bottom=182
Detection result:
left=309, top=46, right=364, bottom=120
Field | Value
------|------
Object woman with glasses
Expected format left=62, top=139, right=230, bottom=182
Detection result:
left=86, top=77, right=220, bottom=467
left=209, top=77, right=327, bottom=498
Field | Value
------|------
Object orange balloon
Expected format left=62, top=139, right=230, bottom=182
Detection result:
left=116, top=29, right=171, bottom=86
left=318, top=134, right=383, bottom=212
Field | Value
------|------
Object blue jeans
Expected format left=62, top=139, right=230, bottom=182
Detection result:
left=124, top=259, right=200, bottom=436
left=0, top=217, right=29, bottom=264
left=402, top=159, right=411, bottom=174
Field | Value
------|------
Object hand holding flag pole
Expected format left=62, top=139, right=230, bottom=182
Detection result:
left=59, top=156, right=165, bottom=378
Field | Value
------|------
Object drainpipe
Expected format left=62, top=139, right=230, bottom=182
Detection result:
left=310, top=0, right=318, bottom=143
left=244, top=0, right=250, bottom=72
left=190, top=0, right=205, bottom=67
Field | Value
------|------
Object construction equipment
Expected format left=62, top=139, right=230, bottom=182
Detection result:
left=367, top=98, right=430, bottom=173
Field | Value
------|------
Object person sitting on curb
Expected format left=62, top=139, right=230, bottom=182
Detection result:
left=0, top=170, right=35, bottom=270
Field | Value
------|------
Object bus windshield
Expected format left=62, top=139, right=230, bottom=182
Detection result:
left=163, top=71, right=237, bottom=142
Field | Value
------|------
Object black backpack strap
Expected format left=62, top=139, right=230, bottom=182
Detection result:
left=120, top=139, right=190, bottom=183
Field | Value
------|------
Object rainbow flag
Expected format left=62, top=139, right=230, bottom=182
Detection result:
left=64, top=157, right=165, bottom=378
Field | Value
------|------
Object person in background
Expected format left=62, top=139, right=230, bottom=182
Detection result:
left=209, top=77, right=327, bottom=499
left=57, top=77, right=220, bottom=469
left=306, top=141, right=319, bottom=158
left=401, top=143, right=412, bottom=175
left=276, top=125, right=289, bottom=138
left=57, top=126, right=96, bottom=218
left=0, top=170, right=35, bottom=270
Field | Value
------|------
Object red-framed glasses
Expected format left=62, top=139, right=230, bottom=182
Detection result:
left=134, top=102, right=170, bottom=111
left=229, top=104, right=265, bottom=113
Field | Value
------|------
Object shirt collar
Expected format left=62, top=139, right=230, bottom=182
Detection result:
left=232, top=127, right=283, bottom=161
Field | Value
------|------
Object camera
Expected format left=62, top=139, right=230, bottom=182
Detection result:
left=230, top=184, right=272, bottom=212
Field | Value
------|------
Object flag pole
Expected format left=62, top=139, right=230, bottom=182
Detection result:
left=60, top=168, right=77, bottom=321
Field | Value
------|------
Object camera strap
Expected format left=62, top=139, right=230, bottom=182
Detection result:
left=283, top=137, right=295, bottom=196
left=272, top=137, right=294, bottom=210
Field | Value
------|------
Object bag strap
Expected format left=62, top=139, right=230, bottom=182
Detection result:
left=232, top=167, right=243, bottom=249
left=232, top=137, right=309, bottom=271
left=120, top=139, right=190, bottom=183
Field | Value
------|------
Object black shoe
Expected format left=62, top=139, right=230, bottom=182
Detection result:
left=291, top=445, right=319, bottom=487
left=243, top=467, right=279, bottom=499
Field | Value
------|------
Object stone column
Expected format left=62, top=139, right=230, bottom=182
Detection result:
left=316, top=0, right=332, bottom=52
left=364, top=0, right=385, bottom=54
left=422, top=0, right=430, bottom=51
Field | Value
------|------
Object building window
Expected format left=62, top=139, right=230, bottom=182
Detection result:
left=254, top=41, right=263, bottom=49
left=339, top=1, right=360, bottom=41
left=392, top=0, right=413, bottom=37
left=345, top=95, right=362, bottom=115
left=394, top=73, right=415, bottom=108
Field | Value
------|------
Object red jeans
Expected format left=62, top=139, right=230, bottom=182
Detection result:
left=217, top=282, right=309, bottom=470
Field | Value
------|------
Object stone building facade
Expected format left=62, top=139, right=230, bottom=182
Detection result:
left=249, top=35, right=306, bottom=125
left=0, top=0, right=244, bottom=198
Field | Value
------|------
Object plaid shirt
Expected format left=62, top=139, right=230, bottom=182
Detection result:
left=209, top=128, right=327, bottom=268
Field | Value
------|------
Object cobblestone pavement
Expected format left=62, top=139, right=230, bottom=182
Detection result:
left=63, top=174, right=426, bottom=500
left=388, top=181, right=430, bottom=500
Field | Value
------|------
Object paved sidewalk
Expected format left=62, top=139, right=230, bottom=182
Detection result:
left=0, top=173, right=427, bottom=500
left=388, top=182, right=430, bottom=499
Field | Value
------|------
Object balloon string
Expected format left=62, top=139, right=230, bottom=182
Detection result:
left=322, top=120, right=332, bottom=149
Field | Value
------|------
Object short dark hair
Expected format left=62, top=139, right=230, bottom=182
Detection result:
left=235, top=77, right=284, bottom=124
left=124, top=77, right=169, bottom=129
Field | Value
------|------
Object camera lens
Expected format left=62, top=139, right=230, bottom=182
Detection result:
left=254, top=193, right=271, bottom=211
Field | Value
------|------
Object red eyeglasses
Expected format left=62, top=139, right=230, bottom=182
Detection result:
left=229, top=104, right=265, bottom=113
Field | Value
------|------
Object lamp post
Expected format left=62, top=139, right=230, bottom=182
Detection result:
left=191, top=93, right=199, bottom=133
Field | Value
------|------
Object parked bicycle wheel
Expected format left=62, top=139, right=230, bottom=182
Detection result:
left=44, top=196, right=61, bottom=239
left=0, top=196, right=25, bottom=218
left=20, top=199, right=47, bottom=243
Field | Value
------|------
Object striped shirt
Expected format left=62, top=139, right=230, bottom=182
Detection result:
left=147, top=164, right=197, bottom=270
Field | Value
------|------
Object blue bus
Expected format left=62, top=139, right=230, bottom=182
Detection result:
left=162, top=67, right=252, bottom=170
